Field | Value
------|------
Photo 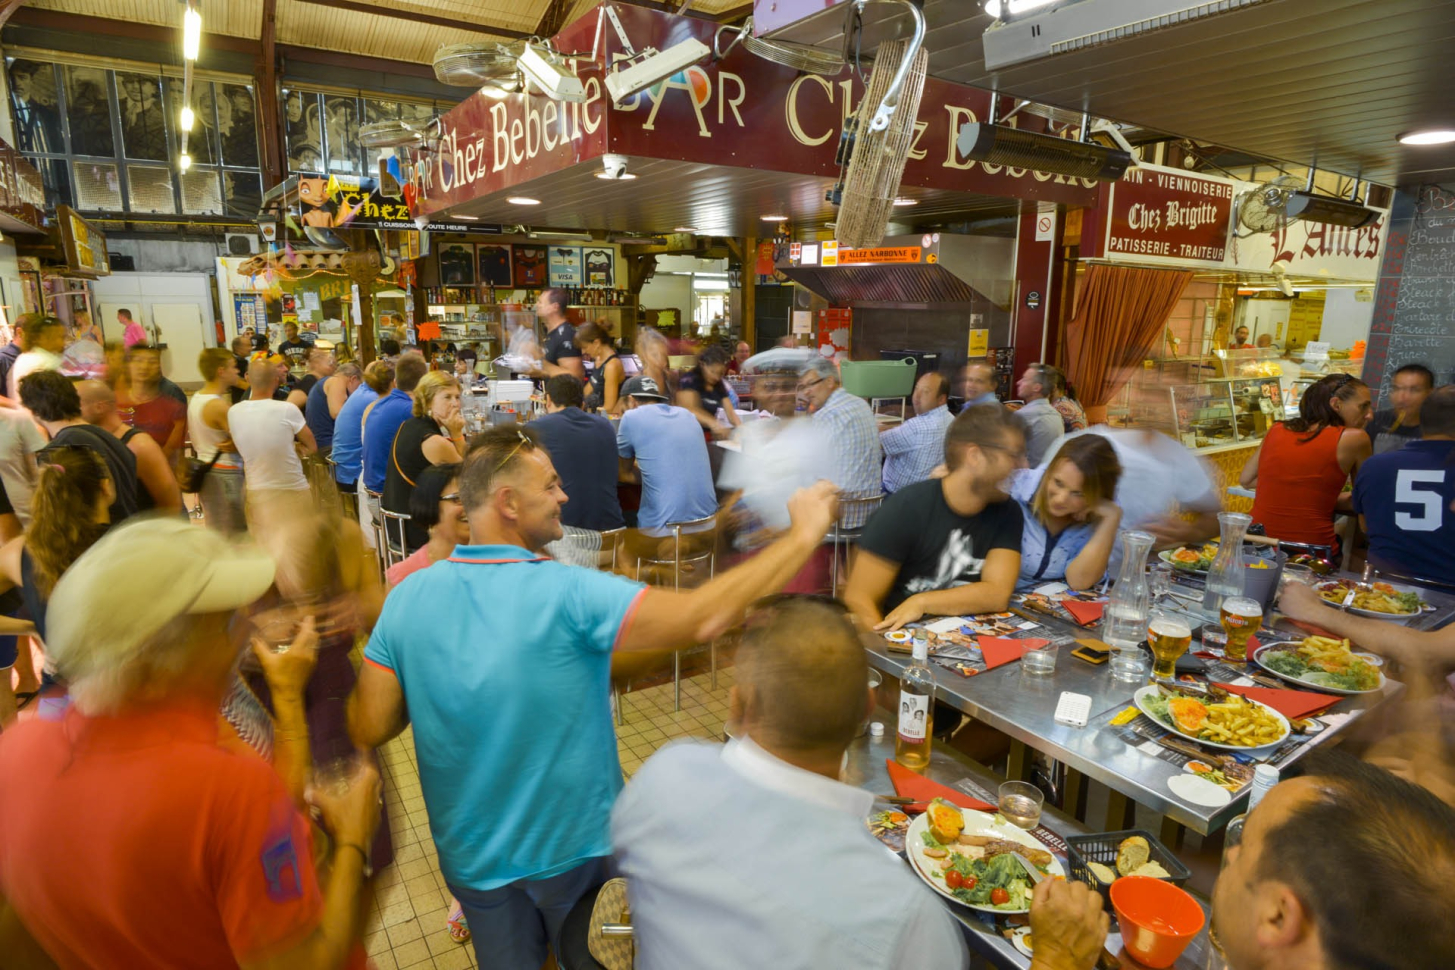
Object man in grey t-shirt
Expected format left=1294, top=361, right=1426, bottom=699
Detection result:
left=1011, top=363, right=1065, bottom=467
left=0, top=399, right=48, bottom=526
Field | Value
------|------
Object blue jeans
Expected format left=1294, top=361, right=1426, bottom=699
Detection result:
left=448, top=857, right=606, bottom=970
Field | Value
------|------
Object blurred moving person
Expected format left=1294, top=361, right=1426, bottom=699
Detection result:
left=528, top=287, right=585, bottom=381
left=612, top=597, right=969, bottom=970
left=8, top=314, right=65, bottom=401
left=189, top=348, right=246, bottom=534
left=1366, top=362, right=1434, bottom=454
left=1049, top=369, right=1087, bottom=433
left=116, top=343, right=187, bottom=461
left=78, top=379, right=182, bottom=514
left=21, top=370, right=139, bottom=523
left=956, top=359, right=1000, bottom=409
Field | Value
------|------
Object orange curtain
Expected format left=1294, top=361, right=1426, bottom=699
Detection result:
left=1064, top=264, right=1194, bottom=422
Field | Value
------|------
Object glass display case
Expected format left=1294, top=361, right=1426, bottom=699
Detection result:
left=1111, top=375, right=1285, bottom=453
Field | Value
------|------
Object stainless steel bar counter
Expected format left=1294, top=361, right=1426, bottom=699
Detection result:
left=863, top=579, right=1450, bottom=834
left=848, top=712, right=1227, bottom=970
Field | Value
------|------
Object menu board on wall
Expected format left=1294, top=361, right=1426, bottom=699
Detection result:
left=56, top=206, right=109, bottom=277
left=548, top=246, right=582, bottom=286
left=1365, top=188, right=1455, bottom=396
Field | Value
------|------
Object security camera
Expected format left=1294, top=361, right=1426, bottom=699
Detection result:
left=601, top=154, right=629, bottom=180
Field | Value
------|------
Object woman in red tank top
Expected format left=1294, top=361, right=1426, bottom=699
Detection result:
left=1242, top=374, right=1372, bottom=551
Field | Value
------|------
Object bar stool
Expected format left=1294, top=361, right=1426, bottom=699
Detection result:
left=830, top=495, right=884, bottom=598
left=379, top=509, right=411, bottom=569
left=326, top=456, right=359, bottom=522
left=634, top=515, right=718, bottom=711
left=363, top=488, right=386, bottom=579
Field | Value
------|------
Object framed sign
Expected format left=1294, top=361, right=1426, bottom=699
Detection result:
left=476, top=243, right=512, bottom=287
left=513, top=244, right=548, bottom=286
left=548, top=246, right=582, bottom=286
left=438, top=242, right=475, bottom=286
left=582, top=247, right=614, bottom=287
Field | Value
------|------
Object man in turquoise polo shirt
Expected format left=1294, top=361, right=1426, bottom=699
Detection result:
left=349, top=424, right=837, bottom=970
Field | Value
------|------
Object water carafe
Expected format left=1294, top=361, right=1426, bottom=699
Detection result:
left=1103, top=530, right=1155, bottom=652
left=1201, top=512, right=1252, bottom=619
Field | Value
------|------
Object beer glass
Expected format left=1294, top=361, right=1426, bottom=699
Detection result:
left=1147, top=611, right=1193, bottom=681
left=1220, top=596, right=1263, bottom=662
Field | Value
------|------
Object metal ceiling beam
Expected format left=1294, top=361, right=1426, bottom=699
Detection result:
left=288, top=0, right=532, bottom=39
left=276, top=44, right=440, bottom=81
left=7, top=7, right=259, bottom=55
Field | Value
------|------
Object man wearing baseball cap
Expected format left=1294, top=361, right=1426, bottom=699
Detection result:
left=0, top=519, right=377, bottom=968
left=616, top=375, right=716, bottom=536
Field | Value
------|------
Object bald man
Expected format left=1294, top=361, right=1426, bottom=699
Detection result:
left=612, top=598, right=970, bottom=969
left=78, top=379, right=182, bottom=513
left=959, top=360, right=999, bottom=409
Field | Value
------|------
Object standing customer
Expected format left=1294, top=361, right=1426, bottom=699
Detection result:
left=1242, top=373, right=1372, bottom=554
left=798, top=357, right=882, bottom=529
left=532, top=374, right=624, bottom=533
left=117, top=307, right=147, bottom=347
left=529, top=287, right=585, bottom=381
left=1011, top=363, right=1065, bottom=467
left=1012, top=434, right=1122, bottom=592
left=678, top=345, right=741, bottom=439
left=0, top=402, right=44, bottom=526
left=348, top=425, right=838, bottom=970
left=8, top=314, right=65, bottom=400
left=277, top=321, right=310, bottom=377
left=881, top=371, right=954, bottom=493
left=1351, top=385, right=1455, bottom=586
left=1365, top=363, right=1434, bottom=454
left=0, top=313, right=31, bottom=399
left=229, top=359, right=317, bottom=559
left=334, top=360, right=391, bottom=495
left=575, top=322, right=624, bottom=415
left=20, top=370, right=139, bottom=523
left=290, top=346, right=337, bottom=410
left=0, top=518, right=380, bottom=969
left=117, top=343, right=186, bottom=461
left=382, top=371, right=464, bottom=552
left=78, top=380, right=182, bottom=514
left=307, top=360, right=360, bottom=456
left=189, top=348, right=246, bottom=533
left=612, top=597, right=968, bottom=970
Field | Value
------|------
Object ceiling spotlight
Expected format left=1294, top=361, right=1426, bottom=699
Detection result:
left=182, top=4, right=202, bottom=61
left=892, top=197, right=919, bottom=206
left=955, top=122, right=1132, bottom=182
left=507, top=196, right=541, bottom=205
left=1398, top=129, right=1455, bottom=146
left=761, top=214, right=788, bottom=222
left=1284, top=191, right=1377, bottom=228
left=518, top=43, right=586, bottom=103
left=178, top=153, right=192, bottom=172
left=179, top=106, right=194, bottom=132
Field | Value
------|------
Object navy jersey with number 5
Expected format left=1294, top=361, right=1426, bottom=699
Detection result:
left=1352, top=439, right=1455, bottom=586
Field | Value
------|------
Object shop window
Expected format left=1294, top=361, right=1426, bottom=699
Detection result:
left=127, top=165, right=177, bottom=214
left=71, top=159, right=121, bottom=211
left=63, top=65, right=113, bottom=157
left=288, top=87, right=443, bottom=178
left=180, top=168, right=223, bottom=214
left=323, top=94, right=360, bottom=175
left=224, top=171, right=262, bottom=219
left=217, top=84, right=259, bottom=168
left=170, top=77, right=217, bottom=165
left=116, top=72, right=168, bottom=161
left=283, top=88, right=323, bottom=174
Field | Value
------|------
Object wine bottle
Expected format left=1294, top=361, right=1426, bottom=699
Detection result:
left=895, top=636, right=934, bottom=771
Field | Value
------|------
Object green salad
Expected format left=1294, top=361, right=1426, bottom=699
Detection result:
left=922, top=832, right=1036, bottom=910
left=1261, top=649, right=1380, bottom=692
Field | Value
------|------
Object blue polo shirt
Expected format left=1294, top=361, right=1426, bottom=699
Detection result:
left=1351, top=439, right=1455, bottom=586
left=363, top=545, right=647, bottom=891
left=361, top=388, right=414, bottom=493
left=330, top=385, right=377, bottom=485
left=616, top=403, right=716, bottom=532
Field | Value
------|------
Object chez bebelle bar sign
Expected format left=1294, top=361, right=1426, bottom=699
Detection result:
left=406, top=4, right=1104, bottom=221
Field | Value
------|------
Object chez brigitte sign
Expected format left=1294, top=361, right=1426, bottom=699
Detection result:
left=1101, top=167, right=1233, bottom=266
left=409, top=4, right=1103, bottom=219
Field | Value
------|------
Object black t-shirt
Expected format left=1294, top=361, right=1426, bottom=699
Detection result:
left=278, top=339, right=310, bottom=372
left=532, top=408, right=625, bottom=531
left=382, top=415, right=444, bottom=551
left=44, top=424, right=139, bottom=524
left=857, top=478, right=1024, bottom=611
left=1365, top=408, right=1422, bottom=455
left=295, top=374, right=319, bottom=398
left=680, top=370, right=729, bottom=419
left=542, top=323, right=581, bottom=366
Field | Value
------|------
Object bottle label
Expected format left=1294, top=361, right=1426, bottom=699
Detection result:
left=898, top=692, right=930, bottom=743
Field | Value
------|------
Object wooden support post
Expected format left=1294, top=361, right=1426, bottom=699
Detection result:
left=256, top=0, right=284, bottom=190
left=740, top=235, right=756, bottom=350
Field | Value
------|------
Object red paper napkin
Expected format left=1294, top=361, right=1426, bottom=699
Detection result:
left=886, top=759, right=995, bottom=813
left=1212, top=682, right=1340, bottom=720
left=1062, top=599, right=1105, bottom=626
left=978, top=636, right=1049, bottom=670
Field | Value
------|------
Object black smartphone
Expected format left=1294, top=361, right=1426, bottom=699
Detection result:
left=1072, top=644, right=1110, bottom=665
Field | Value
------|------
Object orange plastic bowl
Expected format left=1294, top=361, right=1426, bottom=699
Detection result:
left=1109, top=876, right=1205, bottom=968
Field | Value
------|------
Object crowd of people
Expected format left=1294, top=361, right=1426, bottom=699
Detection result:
left=0, top=301, right=1452, bottom=970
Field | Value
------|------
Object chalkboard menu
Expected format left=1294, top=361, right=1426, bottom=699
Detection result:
left=1366, top=187, right=1455, bottom=400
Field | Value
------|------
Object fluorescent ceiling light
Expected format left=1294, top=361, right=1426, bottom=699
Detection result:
left=673, top=226, right=696, bottom=232
left=507, top=196, right=541, bottom=205
left=182, top=6, right=202, bottom=61
left=761, top=214, right=788, bottom=221
left=179, top=106, right=194, bottom=132
left=518, top=44, right=586, bottom=103
left=605, top=38, right=711, bottom=105
left=1398, top=128, right=1455, bottom=146
left=892, top=197, right=918, bottom=206
left=984, top=0, right=1059, bottom=17
left=454, top=214, right=480, bottom=220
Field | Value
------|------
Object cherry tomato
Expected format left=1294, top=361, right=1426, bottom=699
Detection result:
left=945, top=869, right=963, bottom=890
left=990, top=887, right=1010, bottom=905
left=962, top=875, right=977, bottom=891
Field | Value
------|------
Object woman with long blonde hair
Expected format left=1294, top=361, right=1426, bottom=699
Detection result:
left=1012, top=435, right=1123, bottom=591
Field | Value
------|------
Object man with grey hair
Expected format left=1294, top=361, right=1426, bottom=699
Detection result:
left=797, top=356, right=882, bottom=530
left=349, top=424, right=839, bottom=970
left=306, top=358, right=361, bottom=456
left=1012, top=363, right=1065, bottom=467
left=0, top=518, right=380, bottom=967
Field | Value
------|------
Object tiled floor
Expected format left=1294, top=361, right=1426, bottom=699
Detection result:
left=363, top=667, right=735, bottom=970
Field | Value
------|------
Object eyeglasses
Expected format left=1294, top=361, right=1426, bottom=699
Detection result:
left=441, top=492, right=462, bottom=503
left=797, top=377, right=825, bottom=393
left=494, top=429, right=532, bottom=472
left=979, top=441, right=1028, bottom=463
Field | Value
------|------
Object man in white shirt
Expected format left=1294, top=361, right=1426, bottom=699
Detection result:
left=228, top=360, right=316, bottom=570
left=1011, top=364, right=1065, bottom=467
left=612, top=597, right=969, bottom=970
left=0, top=407, right=44, bottom=526
left=8, top=316, right=65, bottom=401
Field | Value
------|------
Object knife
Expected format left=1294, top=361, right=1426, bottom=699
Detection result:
left=1010, top=855, right=1122, bottom=969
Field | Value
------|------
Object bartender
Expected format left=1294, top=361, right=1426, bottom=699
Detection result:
left=1229, top=325, right=1252, bottom=349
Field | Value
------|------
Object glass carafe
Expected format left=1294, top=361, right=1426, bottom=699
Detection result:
left=1201, top=512, right=1252, bottom=619
left=1102, top=530, right=1156, bottom=652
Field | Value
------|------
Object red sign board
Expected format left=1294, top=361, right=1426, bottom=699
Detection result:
left=0, top=138, right=45, bottom=233
left=1095, top=166, right=1234, bottom=266
left=410, top=4, right=1101, bottom=219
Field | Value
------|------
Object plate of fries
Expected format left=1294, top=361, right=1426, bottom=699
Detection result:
left=1134, top=684, right=1291, bottom=751
left=1253, top=636, right=1386, bottom=694
left=1314, top=580, right=1432, bottom=622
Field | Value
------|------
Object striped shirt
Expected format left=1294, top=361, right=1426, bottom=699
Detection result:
left=881, top=404, right=954, bottom=493
left=812, top=388, right=884, bottom=528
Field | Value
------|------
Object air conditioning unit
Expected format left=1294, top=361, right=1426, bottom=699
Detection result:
left=225, top=233, right=260, bottom=257
left=982, top=0, right=1271, bottom=71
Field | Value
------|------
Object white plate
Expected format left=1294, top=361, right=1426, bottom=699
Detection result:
left=1252, top=643, right=1386, bottom=695
left=1313, top=581, right=1432, bottom=623
left=904, top=807, right=1065, bottom=915
left=1133, top=685, right=1291, bottom=752
left=1168, top=773, right=1234, bottom=808
left=1158, top=549, right=1209, bottom=574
